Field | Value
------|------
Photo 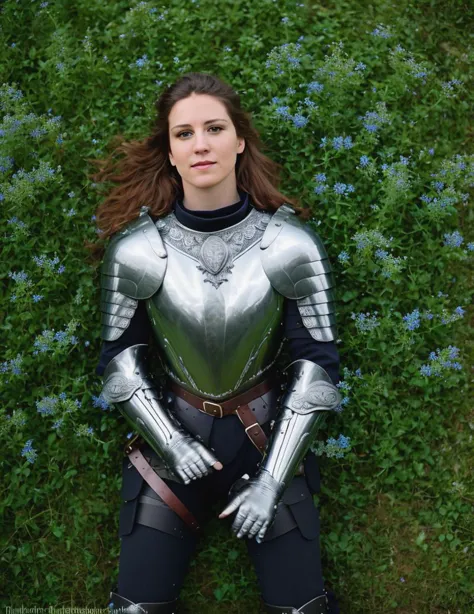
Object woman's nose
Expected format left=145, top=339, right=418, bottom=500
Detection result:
left=193, top=132, right=210, bottom=151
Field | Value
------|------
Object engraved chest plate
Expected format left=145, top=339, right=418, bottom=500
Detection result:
left=146, top=209, right=284, bottom=400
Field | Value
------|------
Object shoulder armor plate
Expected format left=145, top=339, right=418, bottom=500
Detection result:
left=260, top=205, right=338, bottom=342
left=100, top=213, right=167, bottom=341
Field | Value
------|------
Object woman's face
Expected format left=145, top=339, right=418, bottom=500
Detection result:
left=168, top=93, right=245, bottom=192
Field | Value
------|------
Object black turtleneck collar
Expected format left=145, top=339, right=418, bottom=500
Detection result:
left=173, top=189, right=252, bottom=232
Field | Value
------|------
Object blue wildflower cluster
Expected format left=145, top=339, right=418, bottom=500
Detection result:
left=32, top=254, right=66, bottom=274
left=265, top=42, right=303, bottom=75
left=443, top=231, right=463, bottom=248
left=7, top=216, right=28, bottom=230
left=36, top=396, right=59, bottom=416
left=371, top=24, right=392, bottom=38
left=313, top=172, right=355, bottom=197
left=5, top=409, right=27, bottom=428
left=333, top=182, right=355, bottom=196
left=1, top=154, right=15, bottom=172
left=403, top=308, right=421, bottom=331
left=419, top=346, right=462, bottom=377
left=0, top=354, right=23, bottom=376
left=21, top=439, right=38, bottom=464
left=7, top=270, right=33, bottom=303
left=32, top=322, right=79, bottom=355
left=353, top=229, right=392, bottom=252
left=439, top=306, right=466, bottom=325
left=75, top=425, right=94, bottom=437
left=130, top=54, right=149, bottom=70
left=351, top=311, right=380, bottom=333
left=306, top=81, right=324, bottom=94
left=313, top=434, right=352, bottom=459
left=358, top=102, right=392, bottom=135
left=440, top=79, right=463, bottom=99
left=319, top=135, right=354, bottom=150
left=92, top=394, right=110, bottom=410
left=338, top=250, right=350, bottom=264
left=336, top=380, right=352, bottom=411
left=352, top=229, right=405, bottom=278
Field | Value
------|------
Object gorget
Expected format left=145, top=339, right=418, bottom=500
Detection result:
left=147, top=207, right=284, bottom=400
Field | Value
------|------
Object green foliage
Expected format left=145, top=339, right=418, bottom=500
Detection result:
left=1, top=0, right=472, bottom=612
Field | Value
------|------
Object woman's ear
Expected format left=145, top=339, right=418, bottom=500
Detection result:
left=237, top=138, right=245, bottom=155
left=169, top=152, right=175, bottom=167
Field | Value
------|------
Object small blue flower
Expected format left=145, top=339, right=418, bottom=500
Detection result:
left=292, top=113, right=308, bottom=128
left=374, top=249, right=388, bottom=260
left=275, top=106, right=291, bottom=119
left=92, top=395, right=110, bottom=410
left=21, top=439, right=38, bottom=464
left=307, top=81, right=324, bottom=94
left=403, top=308, right=421, bottom=331
left=443, top=231, right=463, bottom=248
left=32, top=294, right=43, bottom=303
left=337, top=434, right=350, bottom=449
left=359, top=155, right=369, bottom=167
left=338, top=251, right=350, bottom=263
left=314, top=173, right=326, bottom=183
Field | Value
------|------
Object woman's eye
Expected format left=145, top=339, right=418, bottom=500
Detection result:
left=177, top=126, right=222, bottom=138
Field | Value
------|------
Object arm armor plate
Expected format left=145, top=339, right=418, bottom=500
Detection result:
left=101, top=344, right=188, bottom=462
left=260, top=359, right=342, bottom=488
left=260, top=205, right=338, bottom=342
left=100, top=213, right=167, bottom=341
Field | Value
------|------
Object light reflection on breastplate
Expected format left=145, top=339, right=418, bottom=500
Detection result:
left=146, top=209, right=284, bottom=400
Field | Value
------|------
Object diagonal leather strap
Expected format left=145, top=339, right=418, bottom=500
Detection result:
left=234, top=404, right=268, bottom=454
left=125, top=443, right=200, bottom=532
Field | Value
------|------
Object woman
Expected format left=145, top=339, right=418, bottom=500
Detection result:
left=92, top=72, right=342, bottom=614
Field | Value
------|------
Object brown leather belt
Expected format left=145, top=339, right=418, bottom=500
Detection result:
left=124, top=376, right=275, bottom=533
left=169, top=376, right=276, bottom=454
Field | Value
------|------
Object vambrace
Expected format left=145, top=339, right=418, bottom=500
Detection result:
left=100, top=344, right=220, bottom=484
left=101, top=344, right=185, bottom=455
left=259, top=359, right=341, bottom=488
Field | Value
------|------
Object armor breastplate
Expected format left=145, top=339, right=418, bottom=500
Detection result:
left=146, top=208, right=284, bottom=400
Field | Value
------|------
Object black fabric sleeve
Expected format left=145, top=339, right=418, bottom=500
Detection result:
left=95, top=300, right=153, bottom=377
left=283, top=299, right=341, bottom=386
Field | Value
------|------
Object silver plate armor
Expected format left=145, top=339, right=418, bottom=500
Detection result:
left=261, top=360, right=342, bottom=488
left=261, top=205, right=338, bottom=342
left=100, top=213, right=167, bottom=342
left=99, top=204, right=338, bottom=400
left=147, top=207, right=283, bottom=399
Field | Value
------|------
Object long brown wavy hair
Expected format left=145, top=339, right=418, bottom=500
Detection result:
left=86, top=72, right=309, bottom=260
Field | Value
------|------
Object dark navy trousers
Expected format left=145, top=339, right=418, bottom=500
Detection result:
left=116, top=412, right=325, bottom=609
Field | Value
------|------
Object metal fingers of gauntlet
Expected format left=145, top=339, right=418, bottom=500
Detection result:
left=260, top=359, right=342, bottom=489
left=101, top=344, right=220, bottom=484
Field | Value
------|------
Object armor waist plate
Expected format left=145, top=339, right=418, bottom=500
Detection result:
left=147, top=208, right=284, bottom=400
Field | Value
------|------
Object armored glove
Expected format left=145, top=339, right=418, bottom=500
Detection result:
left=219, top=470, right=285, bottom=541
left=220, top=360, right=341, bottom=540
left=101, top=344, right=222, bottom=484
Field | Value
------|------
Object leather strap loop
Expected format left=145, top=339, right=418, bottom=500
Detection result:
left=126, top=444, right=200, bottom=532
left=234, top=404, right=268, bottom=454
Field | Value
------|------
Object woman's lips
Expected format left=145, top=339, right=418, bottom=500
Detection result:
left=192, top=162, right=216, bottom=170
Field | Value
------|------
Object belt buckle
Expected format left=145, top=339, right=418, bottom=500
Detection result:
left=202, top=401, right=223, bottom=418
left=124, top=433, right=140, bottom=456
